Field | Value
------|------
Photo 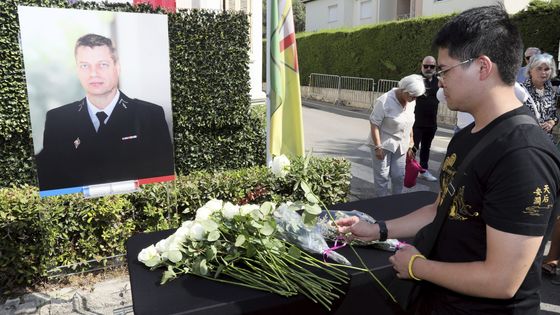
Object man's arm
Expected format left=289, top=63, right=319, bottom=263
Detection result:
left=337, top=195, right=439, bottom=241
left=393, top=226, right=542, bottom=299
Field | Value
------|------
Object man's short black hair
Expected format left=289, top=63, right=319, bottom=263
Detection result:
left=75, top=33, right=118, bottom=62
left=433, top=5, right=522, bottom=85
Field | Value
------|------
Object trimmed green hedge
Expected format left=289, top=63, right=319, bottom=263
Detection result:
left=0, top=156, right=351, bottom=293
left=0, top=0, right=265, bottom=187
left=271, top=3, right=560, bottom=85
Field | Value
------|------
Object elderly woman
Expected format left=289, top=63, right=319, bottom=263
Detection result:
left=368, top=74, right=425, bottom=196
left=522, top=53, right=559, bottom=139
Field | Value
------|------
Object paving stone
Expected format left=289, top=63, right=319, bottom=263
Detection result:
left=37, top=303, right=75, bottom=315
left=21, top=293, right=50, bottom=308
left=13, top=302, right=36, bottom=315
left=3, top=298, right=19, bottom=309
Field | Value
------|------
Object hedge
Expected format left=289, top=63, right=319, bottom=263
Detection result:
left=0, top=155, right=351, bottom=293
left=0, top=0, right=265, bottom=187
left=269, top=2, right=560, bottom=85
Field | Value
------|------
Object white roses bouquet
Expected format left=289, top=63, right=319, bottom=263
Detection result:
left=138, top=198, right=352, bottom=310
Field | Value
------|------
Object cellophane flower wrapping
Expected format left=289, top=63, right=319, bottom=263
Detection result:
left=315, top=210, right=401, bottom=251
left=273, top=203, right=351, bottom=265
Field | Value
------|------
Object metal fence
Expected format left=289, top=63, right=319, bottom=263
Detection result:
left=308, top=73, right=375, bottom=108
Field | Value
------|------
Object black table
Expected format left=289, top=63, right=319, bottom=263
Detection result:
left=126, top=191, right=437, bottom=315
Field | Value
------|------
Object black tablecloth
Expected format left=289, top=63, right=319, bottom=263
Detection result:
left=126, top=191, right=437, bottom=315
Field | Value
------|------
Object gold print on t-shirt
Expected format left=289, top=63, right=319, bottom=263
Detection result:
left=449, top=186, right=479, bottom=220
left=439, top=153, right=457, bottom=206
left=524, top=185, right=553, bottom=216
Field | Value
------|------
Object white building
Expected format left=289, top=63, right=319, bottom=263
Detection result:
left=303, top=0, right=532, bottom=32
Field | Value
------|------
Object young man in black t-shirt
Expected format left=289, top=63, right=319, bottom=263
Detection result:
left=337, top=5, right=560, bottom=314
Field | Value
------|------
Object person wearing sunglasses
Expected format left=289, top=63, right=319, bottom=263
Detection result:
left=338, top=5, right=560, bottom=314
left=412, top=56, right=439, bottom=182
left=516, top=47, right=541, bottom=83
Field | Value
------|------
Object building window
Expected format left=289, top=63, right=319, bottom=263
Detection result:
left=328, top=5, right=338, bottom=22
left=360, top=0, right=372, bottom=19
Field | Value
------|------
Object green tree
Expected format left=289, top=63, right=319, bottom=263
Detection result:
left=527, top=0, right=560, bottom=9
left=263, top=0, right=306, bottom=37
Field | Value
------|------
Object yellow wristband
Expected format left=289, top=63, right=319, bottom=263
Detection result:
left=408, top=254, right=426, bottom=281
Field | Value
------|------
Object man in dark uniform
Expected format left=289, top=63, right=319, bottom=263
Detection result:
left=412, top=56, right=439, bottom=182
left=36, top=34, right=174, bottom=191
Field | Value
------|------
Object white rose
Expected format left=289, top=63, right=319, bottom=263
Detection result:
left=270, top=155, right=290, bottom=178
left=155, top=239, right=168, bottom=254
left=240, top=204, right=259, bottom=216
left=202, top=199, right=223, bottom=212
left=182, top=221, right=194, bottom=229
left=138, top=245, right=161, bottom=267
left=189, top=222, right=206, bottom=241
left=221, top=202, right=240, bottom=219
left=174, top=226, right=190, bottom=242
left=195, top=207, right=213, bottom=221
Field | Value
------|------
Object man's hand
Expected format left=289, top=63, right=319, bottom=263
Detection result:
left=389, top=245, right=422, bottom=279
left=336, top=216, right=378, bottom=242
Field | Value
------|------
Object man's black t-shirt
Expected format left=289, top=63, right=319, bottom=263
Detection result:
left=419, top=106, right=560, bottom=314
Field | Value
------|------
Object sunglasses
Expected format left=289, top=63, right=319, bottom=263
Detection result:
left=423, top=64, right=436, bottom=69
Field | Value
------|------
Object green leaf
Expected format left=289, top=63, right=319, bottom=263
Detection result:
left=259, top=220, right=275, bottom=236
left=235, top=235, right=246, bottom=247
left=259, top=202, right=274, bottom=216
left=161, top=266, right=177, bottom=284
left=305, top=192, right=319, bottom=204
left=300, top=181, right=311, bottom=194
left=288, top=245, right=301, bottom=258
left=302, top=211, right=318, bottom=226
left=207, top=230, right=220, bottom=242
left=304, top=203, right=322, bottom=215
left=206, top=245, right=217, bottom=261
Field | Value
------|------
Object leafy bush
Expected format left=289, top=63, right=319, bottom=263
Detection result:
left=0, top=156, right=350, bottom=293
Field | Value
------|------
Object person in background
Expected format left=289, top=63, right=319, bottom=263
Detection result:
left=516, top=47, right=541, bottom=83
left=368, top=74, right=426, bottom=197
left=339, top=5, right=560, bottom=313
left=412, top=56, right=439, bottom=182
left=448, top=83, right=536, bottom=134
left=522, top=53, right=558, bottom=140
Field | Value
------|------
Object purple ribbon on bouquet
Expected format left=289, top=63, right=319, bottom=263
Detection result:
left=323, top=236, right=347, bottom=262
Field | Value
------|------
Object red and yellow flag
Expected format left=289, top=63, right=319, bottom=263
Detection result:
left=266, top=0, right=305, bottom=161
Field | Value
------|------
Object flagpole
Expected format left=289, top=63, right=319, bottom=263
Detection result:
left=265, top=0, right=272, bottom=166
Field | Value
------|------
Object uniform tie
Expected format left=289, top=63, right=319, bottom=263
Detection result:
left=96, top=111, right=108, bottom=133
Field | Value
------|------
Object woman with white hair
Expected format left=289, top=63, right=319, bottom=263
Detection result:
left=368, top=74, right=426, bottom=196
left=522, top=53, right=559, bottom=139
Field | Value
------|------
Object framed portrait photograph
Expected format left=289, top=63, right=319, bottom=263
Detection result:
left=18, top=6, right=175, bottom=197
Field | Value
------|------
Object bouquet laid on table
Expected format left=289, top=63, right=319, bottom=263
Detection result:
left=138, top=155, right=394, bottom=310
left=138, top=198, right=357, bottom=310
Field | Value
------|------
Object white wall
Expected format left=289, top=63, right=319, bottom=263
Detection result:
left=353, top=0, right=376, bottom=27
left=378, top=0, right=396, bottom=22
left=305, top=0, right=347, bottom=31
